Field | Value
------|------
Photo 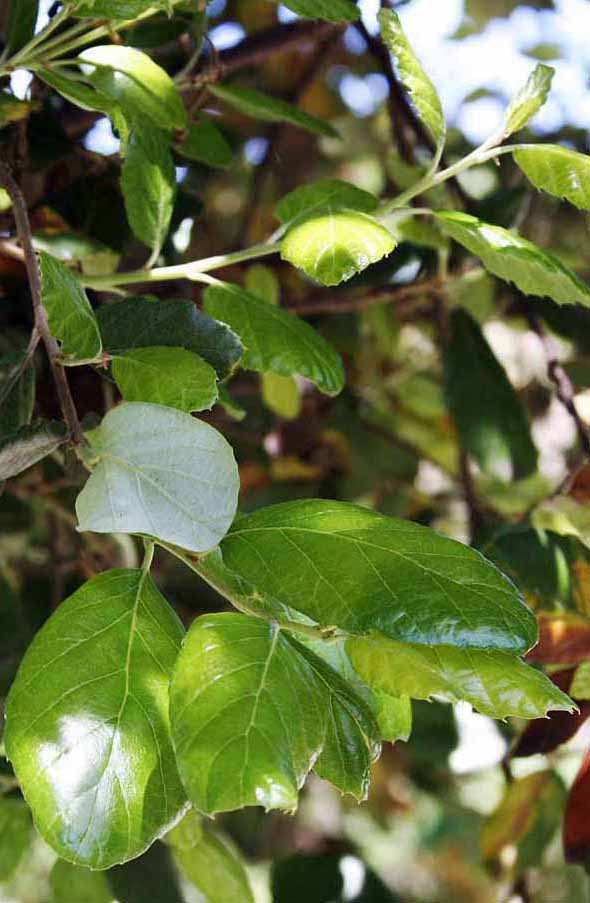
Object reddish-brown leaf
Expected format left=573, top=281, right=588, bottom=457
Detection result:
left=526, top=613, right=590, bottom=666
left=564, top=750, right=590, bottom=865
left=512, top=668, right=589, bottom=758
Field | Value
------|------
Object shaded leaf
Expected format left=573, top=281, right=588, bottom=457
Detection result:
left=36, top=69, right=113, bottom=115
left=76, top=403, right=239, bottom=553
left=0, top=421, right=67, bottom=480
left=276, top=179, right=378, bottom=225
left=50, top=859, right=113, bottom=903
left=6, top=0, right=38, bottom=54
left=206, top=499, right=537, bottom=652
left=379, top=9, right=445, bottom=151
left=208, top=83, right=337, bottom=137
left=435, top=211, right=590, bottom=306
left=79, top=45, right=186, bottom=131
left=4, top=569, right=187, bottom=869
left=347, top=634, right=574, bottom=719
left=33, top=231, right=119, bottom=277
left=271, top=852, right=401, bottom=903
left=121, top=128, right=176, bottom=257
left=177, top=117, right=233, bottom=168
left=170, top=613, right=327, bottom=814
left=98, top=296, right=242, bottom=379
left=514, top=144, right=590, bottom=210
left=39, top=253, right=102, bottom=361
left=112, top=346, right=218, bottom=412
left=108, top=841, right=184, bottom=903
left=281, top=209, right=396, bottom=286
left=0, top=799, right=32, bottom=881
left=203, top=282, right=344, bottom=395
left=0, top=352, right=35, bottom=438
left=503, top=63, right=554, bottom=137
left=72, top=0, right=170, bottom=16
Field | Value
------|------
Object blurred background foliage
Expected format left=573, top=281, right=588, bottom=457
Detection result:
left=3, top=0, right=590, bottom=900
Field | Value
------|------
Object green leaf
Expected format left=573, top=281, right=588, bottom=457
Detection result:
left=112, top=347, right=218, bottom=412
left=294, top=643, right=380, bottom=800
left=278, top=0, right=359, bottom=21
left=347, top=634, right=574, bottom=719
left=121, top=127, right=176, bottom=257
left=0, top=799, right=32, bottom=881
left=79, top=46, right=187, bottom=131
left=373, top=692, right=412, bottom=743
left=502, top=63, right=554, bottom=138
left=72, top=0, right=169, bottom=16
left=275, top=179, right=379, bottom=225
left=76, top=403, right=239, bottom=552
left=176, top=117, right=233, bottom=168
left=6, top=0, right=38, bottom=54
left=262, top=373, right=302, bottom=420
left=0, top=352, right=35, bottom=437
left=97, top=297, right=243, bottom=380
left=33, top=231, right=119, bottom=277
left=434, top=211, right=590, bottom=306
left=570, top=661, right=590, bottom=700
left=445, top=309, right=538, bottom=479
left=203, top=282, right=345, bottom=395
left=378, top=9, right=445, bottom=152
left=513, top=144, right=590, bottom=210
left=4, top=569, right=187, bottom=869
left=281, top=209, right=396, bottom=286
left=39, top=253, right=102, bottom=361
left=244, top=264, right=280, bottom=305
left=170, top=613, right=327, bottom=814
left=36, top=69, right=114, bottom=115
left=50, top=860, right=113, bottom=903
left=205, top=499, right=537, bottom=652
left=167, top=812, right=254, bottom=903
left=0, top=421, right=67, bottom=480
left=107, top=841, right=183, bottom=903
left=208, top=84, right=337, bottom=138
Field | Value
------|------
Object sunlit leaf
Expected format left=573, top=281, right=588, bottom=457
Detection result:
left=502, top=63, right=554, bottom=138
left=514, top=144, right=590, bottom=210
left=112, top=347, right=218, bottom=412
left=277, top=0, right=359, bottom=22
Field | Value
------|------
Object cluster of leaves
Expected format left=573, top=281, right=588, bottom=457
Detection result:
left=3, top=0, right=590, bottom=899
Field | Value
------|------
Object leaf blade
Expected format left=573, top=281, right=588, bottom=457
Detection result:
left=514, top=144, right=590, bottom=210
left=112, top=347, right=218, bottom=412
left=39, top=253, right=102, bottom=361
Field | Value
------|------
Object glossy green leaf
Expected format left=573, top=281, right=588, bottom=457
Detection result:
left=208, top=84, right=337, bottom=138
left=6, top=0, right=38, bottom=53
left=203, top=282, right=345, bottom=395
left=39, top=253, right=102, bottom=361
left=502, top=63, right=554, bottom=138
left=4, top=569, right=187, bottom=869
left=514, top=144, right=590, bottom=210
left=177, top=118, right=233, bottom=168
left=167, top=812, right=254, bottom=903
left=50, top=859, right=113, bottom=903
left=379, top=8, right=445, bottom=151
left=445, top=309, right=538, bottom=479
left=79, top=46, right=187, bottom=131
left=0, top=799, right=32, bottom=881
left=36, top=69, right=114, bottom=115
left=170, top=613, right=327, bottom=814
left=0, top=352, right=35, bottom=437
left=295, top=643, right=380, bottom=800
left=435, top=211, right=590, bottom=306
left=278, top=0, right=359, bottom=21
left=205, top=499, right=537, bottom=652
left=0, top=421, right=67, bottom=480
left=76, top=403, right=239, bottom=552
left=97, top=297, right=242, bottom=379
left=262, top=372, right=302, bottom=420
left=348, top=634, right=574, bottom=719
left=121, top=128, right=176, bottom=257
left=281, top=209, right=396, bottom=286
left=275, top=179, right=378, bottom=225
left=112, top=347, right=218, bottom=412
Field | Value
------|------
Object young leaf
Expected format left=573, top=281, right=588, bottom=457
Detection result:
left=445, top=309, right=538, bottom=479
left=50, top=860, right=113, bottom=903
left=97, top=296, right=243, bottom=379
left=176, top=117, right=233, bottom=169
left=208, top=84, right=338, bottom=138
left=203, top=282, right=345, bottom=395
left=513, top=144, right=590, bottom=210
left=347, top=635, right=574, bottom=720
left=278, top=0, right=359, bottom=22
left=39, top=253, right=102, bottom=361
left=204, top=499, right=537, bottom=652
left=0, top=799, right=32, bottom=881
left=170, top=613, right=327, bottom=815
left=434, top=211, right=590, bottom=306
left=502, top=63, right=554, bottom=138
left=79, top=46, right=187, bottom=131
left=275, top=179, right=379, bottom=225
left=378, top=8, right=445, bottom=153
left=167, top=813, right=254, bottom=903
left=112, top=347, right=218, bottom=412
left=121, top=128, right=176, bottom=258
left=76, top=403, right=239, bottom=552
left=0, top=352, right=35, bottom=437
left=4, top=569, right=187, bottom=869
left=36, top=69, right=114, bottom=115
left=0, top=421, right=67, bottom=480
left=281, top=209, right=395, bottom=286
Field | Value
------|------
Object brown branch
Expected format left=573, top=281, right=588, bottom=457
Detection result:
left=286, top=277, right=440, bottom=316
left=0, top=160, right=84, bottom=444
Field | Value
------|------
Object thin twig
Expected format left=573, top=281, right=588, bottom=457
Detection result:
left=0, top=160, right=84, bottom=444
left=287, top=277, right=440, bottom=316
